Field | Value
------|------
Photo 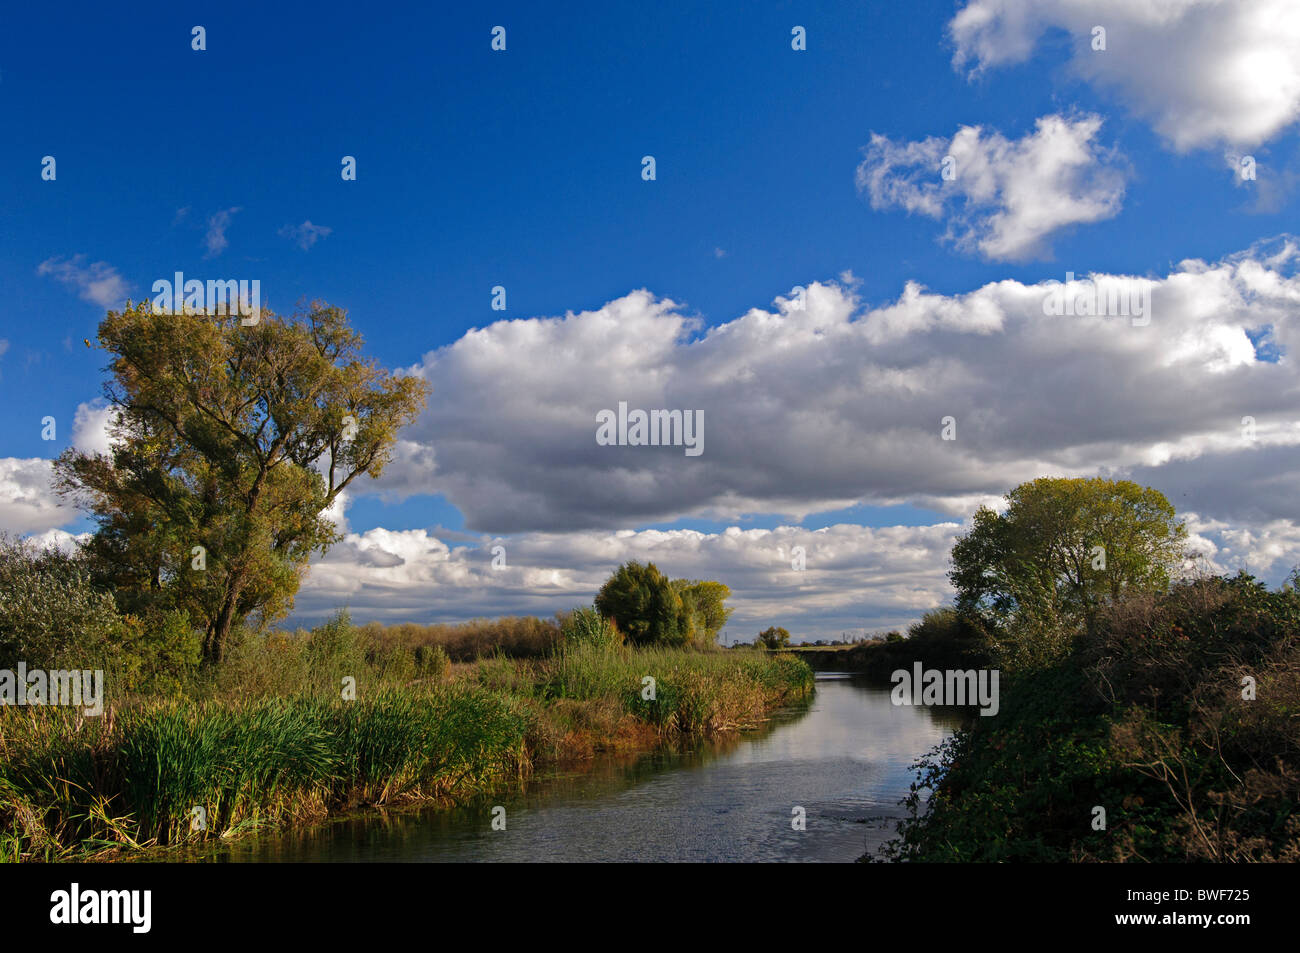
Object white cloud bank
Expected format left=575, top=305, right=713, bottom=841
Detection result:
left=9, top=242, right=1300, bottom=637
left=0, top=458, right=73, bottom=536
left=37, top=256, right=130, bottom=309
left=293, top=520, right=963, bottom=639
left=374, top=238, right=1300, bottom=537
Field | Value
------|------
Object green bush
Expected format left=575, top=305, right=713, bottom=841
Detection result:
left=0, top=536, right=201, bottom=696
left=413, top=644, right=451, bottom=680
left=117, top=608, right=202, bottom=698
left=756, top=626, right=791, bottom=649
left=0, top=535, right=120, bottom=670
left=595, top=561, right=690, bottom=647
left=560, top=606, right=623, bottom=650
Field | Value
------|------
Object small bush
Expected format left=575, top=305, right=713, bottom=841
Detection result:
left=560, top=606, right=623, bottom=651
left=413, top=644, right=450, bottom=681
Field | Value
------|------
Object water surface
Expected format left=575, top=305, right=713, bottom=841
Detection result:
left=208, top=674, right=964, bottom=862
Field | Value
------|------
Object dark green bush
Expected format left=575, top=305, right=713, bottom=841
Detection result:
left=876, top=574, right=1300, bottom=862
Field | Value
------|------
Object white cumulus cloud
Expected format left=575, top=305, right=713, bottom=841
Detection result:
left=367, top=238, right=1300, bottom=537
left=949, top=0, right=1300, bottom=151
left=0, top=458, right=74, bottom=536
left=857, top=114, right=1127, bottom=261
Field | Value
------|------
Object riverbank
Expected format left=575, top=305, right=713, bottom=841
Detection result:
left=201, top=674, right=963, bottom=863
left=870, top=575, right=1300, bottom=862
left=0, top=643, right=813, bottom=862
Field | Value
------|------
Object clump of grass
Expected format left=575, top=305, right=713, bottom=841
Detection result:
left=520, top=641, right=812, bottom=735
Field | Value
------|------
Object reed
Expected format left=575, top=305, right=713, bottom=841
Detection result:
left=0, top=639, right=810, bottom=861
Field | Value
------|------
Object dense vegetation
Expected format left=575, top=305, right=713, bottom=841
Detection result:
left=0, top=606, right=811, bottom=861
left=594, top=561, right=733, bottom=648
left=871, top=478, right=1298, bottom=862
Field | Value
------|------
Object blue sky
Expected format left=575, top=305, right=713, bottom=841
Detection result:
left=4, top=1, right=1300, bottom=639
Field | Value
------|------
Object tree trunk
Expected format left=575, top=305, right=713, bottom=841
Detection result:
left=205, top=571, right=245, bottom=665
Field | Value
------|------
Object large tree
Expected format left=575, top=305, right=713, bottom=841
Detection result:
left=595, top=561, right=683, bottom=647
left=949, top=477, right=1187, bottom=631
left=594, top=562, right=736, bottom=647
left=55, top=301, right=428, bottom=664
left=595, top=561, right=685, bottom=647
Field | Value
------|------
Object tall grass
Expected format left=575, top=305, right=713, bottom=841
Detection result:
left=513, top=641, right=812, bottom=734
left=0, top=614, right=811, bottom=861
left=0, top=685, right=530, bottom=859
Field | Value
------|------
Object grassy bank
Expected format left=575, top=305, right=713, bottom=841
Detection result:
left=0, top=636, right=812, bottom=862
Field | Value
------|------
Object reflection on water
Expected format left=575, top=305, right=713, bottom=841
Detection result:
left=205, top=674, right=965, bottom=863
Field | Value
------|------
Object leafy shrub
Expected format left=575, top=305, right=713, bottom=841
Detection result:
left=0, top=535, right=201, bottom=695
left=413, top=644, right=451, bottom=680
left=560, top=606, right=623, bottom=650
left=0, top=535, right=119, bottom=670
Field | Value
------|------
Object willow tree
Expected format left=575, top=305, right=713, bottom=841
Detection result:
left=950, top=477, right=1188, bottom=631
left=55, top=301, right=428, bottom=664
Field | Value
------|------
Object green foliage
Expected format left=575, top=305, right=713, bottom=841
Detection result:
left=672, top=579, right=734, bottom=646
left=757, top=626, right=791, bottom=649
left=0, top=536, right=200, bottom=695
left=116, top=608, right=202, bottom=698
left=560, top=606, right=623, bottom=650
left=950, top=477, right=1187, bottom=669
left=877, top=573, right=1300, bottom=863
left=594, top=561, right=689, bottom=647
left=0, top=535, right=119, bottom=670
left=53, top=301, right=429, bottom=665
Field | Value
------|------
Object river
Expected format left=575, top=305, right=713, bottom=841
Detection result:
left=205, top=673, right=965, bottom=863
